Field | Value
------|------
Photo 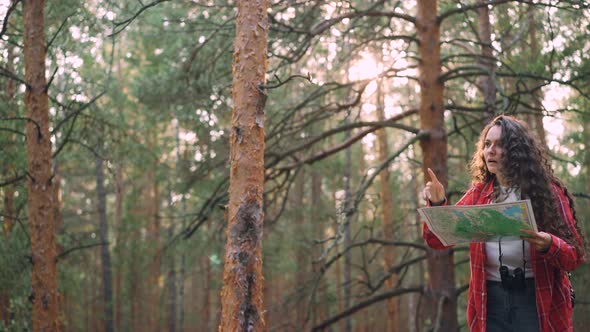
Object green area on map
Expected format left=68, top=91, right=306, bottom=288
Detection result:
left=424, top=202, right=534, bottom=242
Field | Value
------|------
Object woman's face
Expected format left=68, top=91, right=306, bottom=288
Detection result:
left=483, top=125, right=504, bottom=179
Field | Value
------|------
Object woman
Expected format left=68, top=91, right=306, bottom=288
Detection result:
left=422, top=115, right=586, bottom=332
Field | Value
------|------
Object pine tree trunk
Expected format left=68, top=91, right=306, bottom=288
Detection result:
left=0, top=181, right=13, bottom=325
left=53, top=163, right=64, bottom=260
left=407, top=150, right=422, bottom=332
left=219, top=0, right=269, bottom=330
left=416, top=1, right=458, bottom=330
left=343, top=112, right=353, bottom=332
left=477, top=0, right=496, bottom=122
left=130, top=240, right=141, bottom=331
left=199, top=220, right=212, bottom=331
left=166, top=209, right=177, bottom=332
left=376, top=81, right=400, bottom=332
left=202, top=250, right=211, bottom=331
left=166, top=262, right=177, bottom=332
left=23, top=0, right=60, bottom=330
left=294, top=169, right=308, bottom=329
left=114, top=166, right=124, bottom=331
left=96, top=157, right=114, bottom=332
left=2, top=37, right=16, bottom=236
left=310, top=168, right=326, bottom=326
left=1, top=181, right=15, bottom=237
left=335, top=243, right=344, bottom=332
left=1, top=40, right=16, bottom=327
left=585, top=110, right=590, bottom=189
left=175, top=120, right=187, bottom=332
left=526, top=5, right=547, bottom=146
left=147, top=174, right=161, bottom=332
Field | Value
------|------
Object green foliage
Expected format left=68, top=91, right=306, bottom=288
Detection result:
left=0, top=228, right=32, bottom=331
left=1, top=0, right=590, bottom=330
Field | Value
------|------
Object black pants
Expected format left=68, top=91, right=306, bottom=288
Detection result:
left=486, top=279, right=539, bottom=332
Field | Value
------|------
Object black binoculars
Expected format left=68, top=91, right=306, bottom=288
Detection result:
left=499, top=265, right=526, bottom=290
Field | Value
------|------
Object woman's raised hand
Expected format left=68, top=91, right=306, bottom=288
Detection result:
left=423, top=168, right=446, bottom=205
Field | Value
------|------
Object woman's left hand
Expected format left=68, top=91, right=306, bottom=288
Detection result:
left=520, top=229, right=552, bottom=252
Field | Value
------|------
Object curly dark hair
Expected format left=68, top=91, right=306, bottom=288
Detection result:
left=469, top=115, right=587, bottom=258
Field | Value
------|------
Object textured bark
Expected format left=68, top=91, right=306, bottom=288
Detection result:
left=96, top=157, right=114, bottom=332
left=585, top=112, right=590, bottom=189
left=1, top=36, right=16, bottom=329
left=334, top=247, right=343, bottom=330
left=175, top=120, right=187, bottom=332
left=477, top=0, right=496, bottom=122
left=166, top=210, right=177, bottom=332
left=416, top=1, right=458, bottom=330
left=201, top=250, right=211, bottom=332
left=166, top=256, right=177, bottom=332
left=526, top=5, right=547, bottom=147
left=343, top=112, right=353, bottom=332
left=310, top=169, right=326, bottom=326
left=219, top=0, right=269, bottom=330
left=163, top=184, right=176, bottom=331
left=1, top=184, right=15, bottom=237
left=376, top=81, right=400, bottom=332
left=147, top=173, right=161, bottom=332
left=53, top=164, right=63, bottom=256
left=2, top=37, right=16, bottom=237
left=113, top=166, right=123, bottom=332
left=294, top=169, right=308, bottom=329
left=23, top=0, right=60, bottom=330
left=408, top=152, right=423, bottom=332
left=130, top=226, right=142, bottom=331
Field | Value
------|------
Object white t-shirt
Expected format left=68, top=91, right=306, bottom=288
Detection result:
left=485, top=186, right=533, bottom=281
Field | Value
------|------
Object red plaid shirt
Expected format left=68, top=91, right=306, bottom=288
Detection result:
left=423, top=179, right=584, bottom=332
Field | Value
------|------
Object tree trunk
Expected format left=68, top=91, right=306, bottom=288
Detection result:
left=147, top=172, right=161, bottom=332
left=343, top=111, right=353, bottom=332
left=23, top=0, right=60, bottom=330
left=2, top=35, right=16, bottom=236
left=526, top=5, right=547, bottom=146
left=416, top=1, right=458, bottom=330
left=166, top=209, right=177, bottom=332
left=0, top=185, right=14, bottom=326
left=1, top=36, right=16, bottom=328
left=114, top=165, right=124, bottom=331
left=202, top=249, right=211, bottom=331
left=477, top=0, right=496, bottom=123
left=408, top=148, right=423, bottom=332
left=161, top=184, right=176, bottom=332
left=53, top=163, right=64, bottom=260
left=1, top=181, right=15, bottom=237
left=335, top=240, right=344, bottom=332
left=96, top=157, right=114, bottom=332
left=218, top=0, right=269, bottom=330
left=310, top=168, right=326, bottom=326
left=376, top=80, right=400, bottom=332
left=294, top=168, right=308, bottom=329
left=130, top=245, right=141, bottom=331
left=174, top=120, right=187, bottom=332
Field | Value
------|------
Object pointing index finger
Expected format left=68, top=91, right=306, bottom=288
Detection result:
left=427, top=168, right=440, bottom=184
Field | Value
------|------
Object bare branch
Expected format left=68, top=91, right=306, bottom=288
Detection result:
left=57, top=242, right=108, bottom=261
left=0, top=173, right=25, bottom=188
left=46, top=12, right=76, bottom=51
left=0, top=0, right=20, bottom=40
left=260, top=73, right=314, bottom=90
left=108, top=0, right=171, bottom=37
left=311, top=286, right=423, bottom=331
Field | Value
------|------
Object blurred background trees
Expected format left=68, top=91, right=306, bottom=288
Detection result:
left=1, top=0, right=589, bottom=331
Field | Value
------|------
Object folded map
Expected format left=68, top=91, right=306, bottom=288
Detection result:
left=418, top=199, right=538, bottom=246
